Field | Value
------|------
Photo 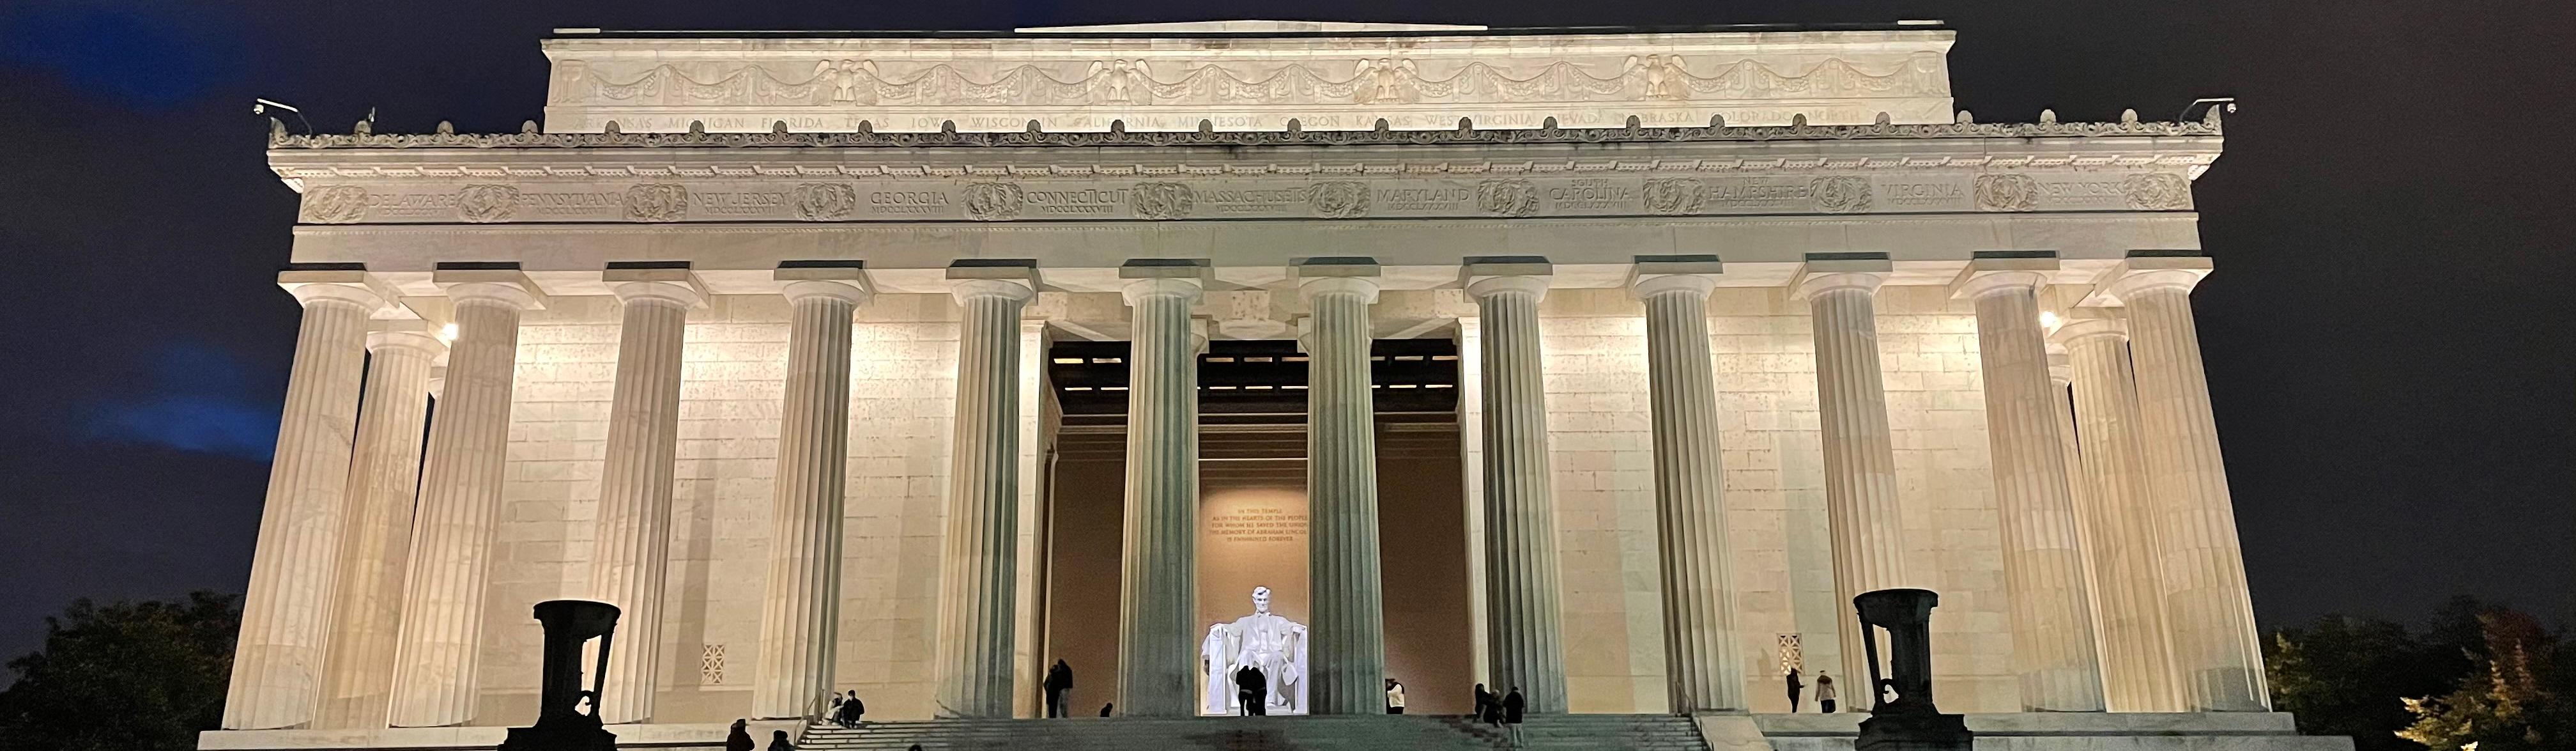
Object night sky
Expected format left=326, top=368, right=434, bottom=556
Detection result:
left=0, top=0, right=2567, bottom=660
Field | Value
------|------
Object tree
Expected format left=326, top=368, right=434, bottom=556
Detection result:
left=2398, top=606, right=2568, bottom=751
left=2269, top=604, right=2478, bottom=751
left=0, top=592, right=240, bottom=751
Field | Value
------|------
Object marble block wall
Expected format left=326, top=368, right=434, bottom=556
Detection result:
left=1525, top=285, right=2021, bottom=715
left=466, top=293, right=1035, bottom=725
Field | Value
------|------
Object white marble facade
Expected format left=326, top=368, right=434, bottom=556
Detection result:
left=211, top=19, right=2302, bottom=750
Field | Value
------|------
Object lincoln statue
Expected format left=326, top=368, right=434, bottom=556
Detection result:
left=1202, top=587, right=1309, bottom=715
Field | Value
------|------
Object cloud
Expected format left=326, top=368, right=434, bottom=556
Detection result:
left=82, top=341, right=279, bottom=461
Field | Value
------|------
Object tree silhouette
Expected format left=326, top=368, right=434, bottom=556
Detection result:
left=0, top=592, right=239, bottom=751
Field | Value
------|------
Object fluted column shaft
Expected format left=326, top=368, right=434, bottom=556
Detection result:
left=2113, top=275, right=2267, bottom=711
left=1466, top=274, right=1568, bottom=713
left=1636, top=275, right=1745, bottom=713
left=314, top=330, right=442, bottom=729
left=1961, top=274, right=2106, bottom=711
left=2058, top=321, right=2183, bottom=711
left=224, top=281, right=381, bottom=730
left=753, top=280, right=868, bottom=718
left=1303, top=277, right=1387, bottom=715
left=390, top=281, right=535, bottom=727
left=1114, top=277, right=1203, bottom=716
left=1796, top=273, right=1909, bottom=688
left=589, top=281, right=700, bottom=724
left=934, top=278, right=1034, bottom=718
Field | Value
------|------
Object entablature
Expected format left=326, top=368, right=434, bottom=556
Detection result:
left=270, top=118, right=2222, bottom=226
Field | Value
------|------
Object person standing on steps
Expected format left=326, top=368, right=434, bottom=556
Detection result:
left=1475, top=683, right=1501, bottom=725
left=724, top=719, right=755, bottom=751
left=1785, top=667, right=1804, bottom=712
left=1501, top=686, right=1528, bottom=747
left=1816, top=673, right=1838, bottom=713
left=1385, top=678, right=1406, bottom=715
left=1044, top=659, right=1075, bottom=718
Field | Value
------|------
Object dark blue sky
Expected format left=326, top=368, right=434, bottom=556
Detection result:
left=0, top=0, right=2567, bottom=660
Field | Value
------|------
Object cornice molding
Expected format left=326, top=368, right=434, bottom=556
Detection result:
left=268, top=110, right=2221, bottom=151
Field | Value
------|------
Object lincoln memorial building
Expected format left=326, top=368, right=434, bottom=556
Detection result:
left=203, top=20, right=2350, bottom=751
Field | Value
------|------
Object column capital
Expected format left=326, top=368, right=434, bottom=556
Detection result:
left=1123, top=275, right=1204, bottom=306
left=368, top=329, right=448, bottom=359
left=776, top=263, right=875, bottom=306
left=947, top=261, right=1039, bottom=305
left=279, top=269, right=399, bottom=314
left=2047, top=348, right=2074, bottom=386
left=2085, top=254, right=2214, bottom=306
left=2049, top=317, right=2130, bottom=346
left=1948, top=254, right=2060, bottom=300
left=605, top=265, right=709, bottom=309
left=433, top=267, right=546, bottom=310
left=1629, top=254, right=1723, bottom=301
left=1462, top=256, right=1552, bottom=302
left=1791, top=254, right=1892, bottom=300
left=1297, top=275, right=1380, bottom=304
left=1630, top=274, right=1716, bottom=300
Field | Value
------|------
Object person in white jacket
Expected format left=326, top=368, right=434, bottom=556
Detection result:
left=1384, top=679, right=1406, bottom=714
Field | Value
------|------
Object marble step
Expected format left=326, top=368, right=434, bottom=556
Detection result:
left=795, top=714, right=1710, bottom=750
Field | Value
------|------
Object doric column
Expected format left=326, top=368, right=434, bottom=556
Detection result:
left=2099, top=257, right=2267, bottom=711
left=588, top=268, right=705, bottom=724
left=1114, top=268, right=1203, bottom=717
left=1300, top=270, right=1387, bottom=715
left=2053, top=318, right=2183, bottom=712
left=314, top=324, right=443, bottom=729
left=1791, top=256, right=1909, bottom=689
left=752, top=267, right=871, bottom=720
left=933, top=268, right=1036, bottom=718
left=1632, top=261, right=1746, bottom=713
left=1954, top=259, right=2106, bottom=712
left=224, top=271, right=388, bottom=730
left=1463, top=260, right=1568, bottom=713
left=389, top=270, right=542, bottom=727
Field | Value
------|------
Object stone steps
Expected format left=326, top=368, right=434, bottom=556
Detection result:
left=795, top=714, right=1710, bottom=751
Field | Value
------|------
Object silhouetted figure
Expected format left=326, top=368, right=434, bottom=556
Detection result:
left=833, top=691, right=863, bottom=728
left=767, top=729, right=796, bottom=750
left=1385, top=679, right=1405, bottom=715
left=1502, top=687, right=1528, bottom=745
left=1235, top=665, right=1269, bottom=715
left=1100, top=702, right=1114, bottom=717
left=1045, top=659, right=1075, bottom=718
left=1474, top=683, right=1500, bottom=725
left=1786, top=667, right=1804, bottom=712
left=724, top=719, right=755, bottom=751
left=1816, top=673, right=1838, bottom=713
